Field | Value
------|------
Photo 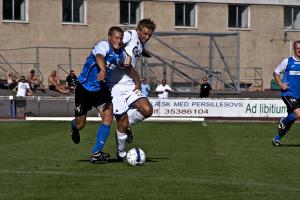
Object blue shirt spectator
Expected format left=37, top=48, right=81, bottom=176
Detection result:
left=141, top=78, right=151, bottom=97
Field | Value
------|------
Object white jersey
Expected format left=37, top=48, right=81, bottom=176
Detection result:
left=110, top=30, right=146, bottom=115
left=123, top=30, right=143, bottom=67
left=16, top=82, right=30, bottom=97
left=109, top=30, right=143, bottom=87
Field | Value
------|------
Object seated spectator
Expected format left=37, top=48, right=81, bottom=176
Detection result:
left=27, top=69, right=45, bottom=92
left=7, top=72, right=18, bottom=90
left=48, top=70, right=69, bottom=94
left=65, top=70, right=77, bottom=92
left=155, top=79, right=174, bottom=99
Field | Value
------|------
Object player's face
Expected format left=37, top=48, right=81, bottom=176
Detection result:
left=109, top=31, right=123, bottom=51
left=138, top=27, right=153, bottom=44
left=294, top=43, right=300, bottom=59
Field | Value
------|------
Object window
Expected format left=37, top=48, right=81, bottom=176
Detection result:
left=175, top=3, right=195, bottom=27
left=228, top=5, right=249, bottom=28
left=284, top=7, right=300, bottom=30
left=62, top=0, right=85, bottom=23
left=120, top=0, right=141, bottom=25
left=3, top=0, right=27, bottom=21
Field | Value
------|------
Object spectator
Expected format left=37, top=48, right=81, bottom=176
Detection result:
left=155, top=79, right=174, bottom=99
left=7, top=72, right=18, bottom=90
left=13, top=76, right=33, bottom=119
left=66, top=70, right=77, bottom=92
left=200, top=77, right=213, bottom=98
left=141, top=78, right=151, bottom=97
left=27, top=69, right=45, bottom=92
left=149, top=77, right=156, bottom=91
left=48, top=70, right=69, bottom=94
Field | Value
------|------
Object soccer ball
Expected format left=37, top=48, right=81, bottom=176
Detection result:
left=126, top=148, right=146, bottom=166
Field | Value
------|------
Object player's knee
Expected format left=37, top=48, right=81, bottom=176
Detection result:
left=295, top=112, right=300, bottom=119
left=294, top=109, right=300, bottom=119
left=141, top=105, right=153, bottom=118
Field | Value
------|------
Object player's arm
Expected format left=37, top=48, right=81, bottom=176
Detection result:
left=273, top=72, right=288, bottom=90
left=123, top=55, right=141, bottom=91
left=95, top=54, right=106, bottom=81
left=124, top=64, right=141, bottom=91
left=274, top=58, right=288, bottom=90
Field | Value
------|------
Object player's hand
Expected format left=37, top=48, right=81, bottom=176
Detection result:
left=97, top=71, right=106, bottom=81
left=280, top=82, right=288, bottom=91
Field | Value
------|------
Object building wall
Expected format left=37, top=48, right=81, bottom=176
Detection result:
left=0, top=0, right=299, bottom=89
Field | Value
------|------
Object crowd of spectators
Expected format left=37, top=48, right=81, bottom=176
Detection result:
left=1, top=70, right=216, bottom=98
left=0, top=69, right=79, bottom=95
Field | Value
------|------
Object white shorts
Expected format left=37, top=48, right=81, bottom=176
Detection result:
left=111, top=83, right=146, bottom=115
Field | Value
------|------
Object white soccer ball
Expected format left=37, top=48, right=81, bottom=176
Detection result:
left=126, top=148, right=146, bottom=166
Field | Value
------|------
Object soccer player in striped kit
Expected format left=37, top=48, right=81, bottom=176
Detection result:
left=70, top=26, right=135, bottom=163
left=272, top=40, right=300, bottom=146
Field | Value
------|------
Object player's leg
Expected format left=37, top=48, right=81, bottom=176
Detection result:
left=71, top=115, right=87, bottom=144
left=126, top=97, right=153, bottom=143
left=70, top=83, right=89, bottom=144
left=128, top=97, right=153, bottom=125
left=273, top=96, right=299, bottom=146
left=90, top=103, right=113, bottom=163
left=115, top=113, right=129, bottom=162
left=90, top=87, right=113, bottom=163
left=111, top=84, right=130, bottom=160
left=91, top=103, right=113, bottom=153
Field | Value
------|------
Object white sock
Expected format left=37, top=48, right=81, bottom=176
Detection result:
left=116, top=130, right=127, bottom=157
left=127, top=109, right=145, bottom=126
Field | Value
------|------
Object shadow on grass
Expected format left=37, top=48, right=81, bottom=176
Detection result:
left=77, top=157, right=168, bottom=164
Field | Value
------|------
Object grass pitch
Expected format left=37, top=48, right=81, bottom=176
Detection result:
left=0, top=121, right=300, bottom=200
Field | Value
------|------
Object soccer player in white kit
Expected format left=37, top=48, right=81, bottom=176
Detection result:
left=111, top=18, right=156, bottom=161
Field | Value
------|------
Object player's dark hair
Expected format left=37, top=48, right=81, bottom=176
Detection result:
left=108, top=26, right=124, bottom=36
left=293, top=40, right=300, bottom=49
left=137, top=18, right=156, bottom=32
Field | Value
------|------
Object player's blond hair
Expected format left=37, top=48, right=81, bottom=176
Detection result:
left=137, top=18, right=156, bottom=32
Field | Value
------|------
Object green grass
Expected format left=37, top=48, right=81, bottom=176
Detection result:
left=0, top=121, right=300, bottom=200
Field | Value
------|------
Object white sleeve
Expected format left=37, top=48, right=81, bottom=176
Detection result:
left=26, top=83, right=30, bottom=89
left=123, top=31, right=135, bottom=57
left=92, top=41, right=109, bottom=57
left=123, top=31, right=132, bottom=45
left=274, top=58, right=288, bottom=75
